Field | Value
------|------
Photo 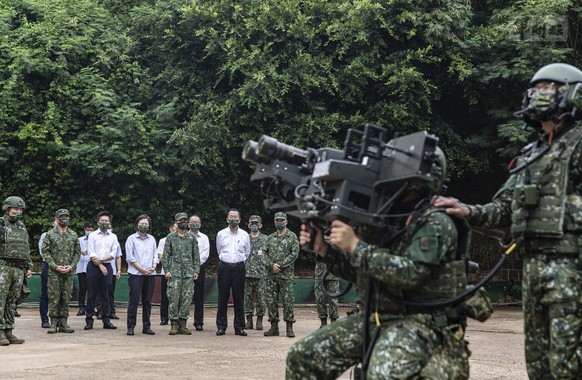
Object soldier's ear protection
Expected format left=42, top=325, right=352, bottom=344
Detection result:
left=560, top=82, right=582, bottom=119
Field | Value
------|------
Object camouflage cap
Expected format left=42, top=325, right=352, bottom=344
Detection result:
left=55, top=209, right=70, bottom=218
left=175, top=212, right=188, bottom=221
left=274, top=212, right=287, bottom=220
left=249, top=215, right=262, bottom=223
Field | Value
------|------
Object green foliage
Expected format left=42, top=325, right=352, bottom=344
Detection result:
left=0, top=0, right=581, bottom=267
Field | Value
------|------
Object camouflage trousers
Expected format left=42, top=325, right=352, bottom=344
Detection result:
left=522, top=256, right=582, bottom=380
left=48, top=270, right=75, bottom=318
left=0, top=264, right=24, bottom=330
left=314, top=277, right=339, bottom=320
left=265, top=276, right=295, bottom=323
left=244, top=276, right=266, bottom=317
left=167, top=276, right=195, bottom=321
left=286, top=312, right=469, bottom=380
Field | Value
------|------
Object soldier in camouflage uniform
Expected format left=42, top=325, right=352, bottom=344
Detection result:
left=42, top=209, right=81, bottom=334
left=162, top=212, right=200, bottom=335
left=263, top=212, right=300, bottom=338
left=0, top=196, right=32, bottom=346
left=435, top=63, right=582, bottom=380
left=287, top=149, right=472, bottom=379
left=244, top=215, right=267, bottom=330
left=314, top=261, right=339, bottom=329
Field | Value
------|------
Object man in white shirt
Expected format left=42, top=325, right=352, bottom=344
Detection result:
left=76, top=222, right=94, bottom=316
left=125, top=214, right=157, bottom=336
left=189, top=215, right=210, bottom=331
left=215, top=208, right=250, bottom=336
left=85, top=211, right=119, bottom=330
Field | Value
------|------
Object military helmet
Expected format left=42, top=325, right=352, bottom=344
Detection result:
left=2, top=196, right=25, bottom=211
left=518, top=63, right=582, bottom=126
left=425, top=147, right=447, bottom=194
left=529, top=63, right=582, bottom=86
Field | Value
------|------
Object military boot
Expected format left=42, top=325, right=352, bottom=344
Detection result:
left=177, top=320, right=191, bottom=335
left=47, top=318, right=58, bottom=334
left=245, top=315, right=253, bottom=330
left=0, top=330, right=9, bottom=346
left=59, top=318, right=75, bottom=333
left=286, top=322, right=295, bottom=338
left=255, top=316, right=263, bottom=330
left=169, top=320, right=178, bottom=335
left=330, top=318, right=337, bottom=323
left=319, top=318, right=327, bottom=329
left=5, top=329, right=24, bottom=344
left=264, top=322, right=279, bottom=336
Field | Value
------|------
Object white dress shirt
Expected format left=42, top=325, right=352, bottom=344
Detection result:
left=88, top=229, right=119, bottom=264
left=216, top=227, right=250, bottom=264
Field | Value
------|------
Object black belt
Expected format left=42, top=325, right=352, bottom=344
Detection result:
left=220, top=260, right=245, bottom=266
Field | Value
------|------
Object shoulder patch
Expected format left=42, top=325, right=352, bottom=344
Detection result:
left=420, top=236, right=430, bottom=251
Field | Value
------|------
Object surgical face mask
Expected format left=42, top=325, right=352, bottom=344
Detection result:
left=177, top=221, right=188, bottom=231
left=98, top=221, right=109, bottom=231
left=85, top=231, right=92, bottom=237
left=249, top=224, right=259, bottom=232
left=58, top=219, right=70, bottom=227
left=189, top=223, right=200, bottom=231
left=138, top=224, right=149, bottom=233
left=229, top=219, right=239, bottom=228
left=275, top=222, right=286, bottom=230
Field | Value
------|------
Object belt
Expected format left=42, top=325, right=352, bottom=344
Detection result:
left=220, top=260, right=245, bottom=266
left=521, top=234, right=579, bottom=255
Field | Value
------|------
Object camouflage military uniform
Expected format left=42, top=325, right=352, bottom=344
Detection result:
left=42, top=226, right=81, bottom=319
left=314, top=261, right=339, bottom=321
left=245, top=232, right=267, bottom=318
left=0, top=215, right=32, bottom=332
left=263, top=229, right=299, bottom=324
left=287, top=208, right=470, bottom=379
left=467, top=122, right=582, bottom=380
left=162, top=231, right=200, bottom=321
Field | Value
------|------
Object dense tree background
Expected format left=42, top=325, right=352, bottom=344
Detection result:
left=0, top=0, right=580, bottom=270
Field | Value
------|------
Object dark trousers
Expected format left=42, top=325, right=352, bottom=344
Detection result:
left=216, top=261, right=245, bottom=331
left=193, top=262, right=206, bottom=326
left=77, top=272, right=87, bottom=307
left=127, top=274, right=154, bottom=329
left=39, top=261, right=48, bottom=322
left=95, top=273, right=116, bottom=314
left=86, top=262, right=112, bottom=325
left=160, top=275, right=168, bottom=323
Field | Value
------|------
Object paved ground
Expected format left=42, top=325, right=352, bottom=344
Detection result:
left=1, top=305, right=526, bottom=379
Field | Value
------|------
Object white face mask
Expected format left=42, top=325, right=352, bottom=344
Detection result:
left=85, top=231, right=91, bottom=237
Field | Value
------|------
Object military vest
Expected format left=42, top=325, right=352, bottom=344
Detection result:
left=402, top=210, right=470, bottom=304
left=0, top=216, right=30, bottom=261
left=511, top=125, right=582, bottom=238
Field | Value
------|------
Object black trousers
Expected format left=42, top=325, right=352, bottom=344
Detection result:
left=95, top=273, right=116, bottom=314
left=160, top=275, right=169, bottom=322
left=216, top=261, right=245, bottom=331
left=39, top=261, right=48, bottom=322
left=193, top=262, right=206, bottom=326
left=77, top=272, right=87, bottom=307
left=127, top=274, right=154, bottom=329
left=86, top=263, right=112, bottom=325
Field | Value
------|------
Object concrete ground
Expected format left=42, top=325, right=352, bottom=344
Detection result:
left=1, top=305, right=526, bottom=379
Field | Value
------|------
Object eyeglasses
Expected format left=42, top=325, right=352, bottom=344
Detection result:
left=527, top=82, right=557, bottom=98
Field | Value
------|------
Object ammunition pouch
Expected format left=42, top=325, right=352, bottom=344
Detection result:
left=514, top=184, right=540, bottom=208
left=464, top=286, right=494, bottom=322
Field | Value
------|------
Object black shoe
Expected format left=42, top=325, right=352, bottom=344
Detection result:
left=235, top=329, right=248, bottom=336
left=194, top=325, right=203, bottom=331
left=142, top=328, right=155, bottom=335
left=127, top=327, right=134, bottom=336
left=96, top=312, right=102, bottom=320
left=216, top=329, right=225, bottom=336
left=41, top=320, right=50, bottom=329
left=84, top=323, right=93, bottom=330
left=160, top=320, right=168, bottom=326
left=77, top=307, right=86, bottom=316
left=103, top=322, right=117, bottom=329
left=110, top=313, right=119, bottom=320
left=13, top=310, right=21, bottom=317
